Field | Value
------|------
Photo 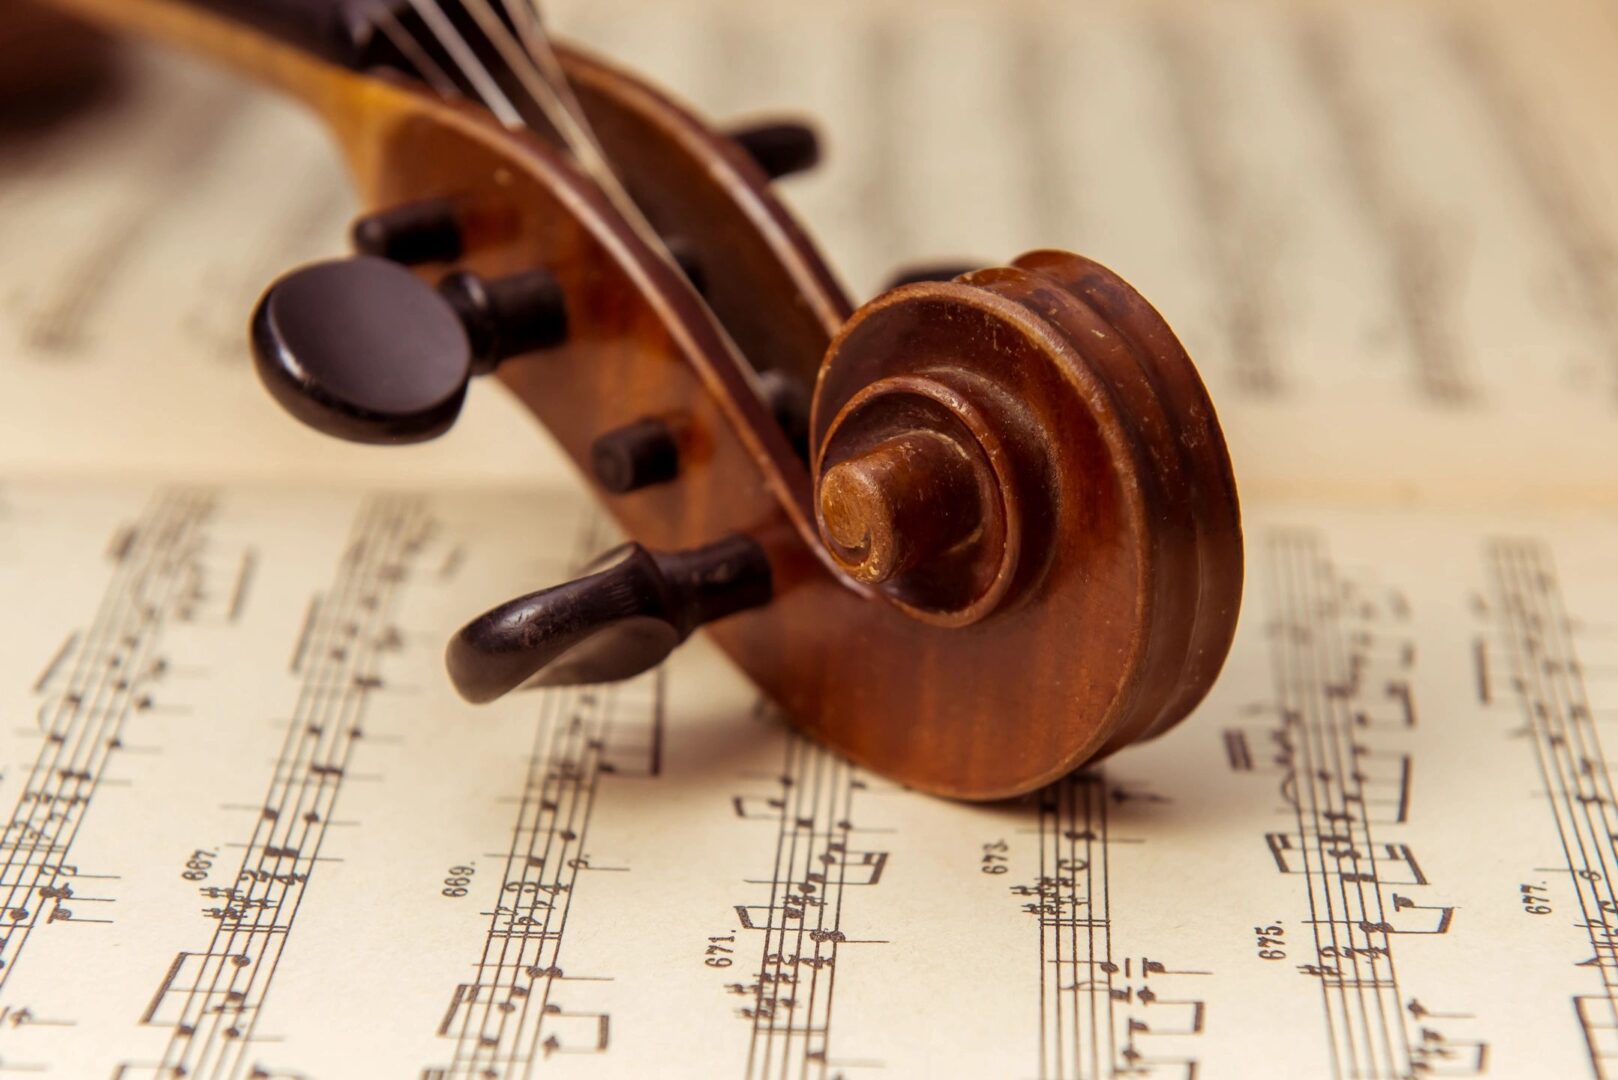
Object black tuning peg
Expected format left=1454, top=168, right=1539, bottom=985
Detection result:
left=882, top=262, right=981, bottom=291
left=350, top=198, right=463, bottom=266
left=251, top=256, right=567, bottom=445
left=728, top=121, right=821, bottom=181
left=591, top=418, right=683, bottom=494
left=662, top=236, right=709, bottom=296
left=757, top=370, right=811, bottom=460
left=446, top=535, right=773, bottom=702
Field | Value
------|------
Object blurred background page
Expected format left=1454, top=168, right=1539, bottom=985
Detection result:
left=1, top=0, right=1614, bottom=506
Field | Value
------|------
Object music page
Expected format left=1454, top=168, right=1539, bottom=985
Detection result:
left=1, top=0, right=1616, bottom=1077
left=1, top=0, right=1615, bottom=505
left=0, top=479, right=1613, bottom=1078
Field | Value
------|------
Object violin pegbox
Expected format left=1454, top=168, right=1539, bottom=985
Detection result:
left=246, top=107, right=829, bottom=449
left=440, top=246, right=1243, bottom=798
left=228, top=36, right=1239, bottom=798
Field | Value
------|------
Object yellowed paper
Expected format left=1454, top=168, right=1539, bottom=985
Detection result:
left=2, top=0, right=1617, bottom=1077
left=0, top=480, right=1613, bottom=1078
left=2, top=0, right=1615, bottom=504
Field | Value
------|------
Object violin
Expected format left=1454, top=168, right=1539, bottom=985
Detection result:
left=19, top=0, right=1243, bottom=800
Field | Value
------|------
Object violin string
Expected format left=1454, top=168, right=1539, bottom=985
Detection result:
left=381, top=0, right=598, bottom=163
left=459, top=0, right=587, bottom=153
left=463, top=0, right=676, bottom=262
left=367, top=0, right=688, bottom=276
left=371, top=1, right=772, bottom=424
left=399, top=0, right=525, bottom=128
left=502, top=0, right=617, bottom=183
left=366, top=1, right=462, bottom=102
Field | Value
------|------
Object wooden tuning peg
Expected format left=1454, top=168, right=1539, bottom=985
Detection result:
left=882, top=262, right=981, bottom=291
left=727, top=121, right=821, bottom=181
left=250, top=255, right=566, bottom=444
left=591, top=418, right=682, bottom=495
left=446, top=536, right=773, bottom=701
left=350, top=198, right=463, bottom=266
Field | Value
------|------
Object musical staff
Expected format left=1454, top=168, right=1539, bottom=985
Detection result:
left=0, top=491, right=218, bottom=995
left=1011, top=772, right=1207, bottom=1080
left=0, top=483, right=1612, bottom=1075
left=728, top=725, right=891, bottom=1079
left=1480, top=539, right=1618, bottom=1078
left=0, top=0, right=1616, bottom=1071
left=425, top=674, right=664, bottom=1079
left=424, top=511, right=661, bottom=1079
left=1234, top=530, right=1485, bottom=1079
left=117, top=495, right=433, bottom=1080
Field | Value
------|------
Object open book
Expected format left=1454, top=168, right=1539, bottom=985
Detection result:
left=0, top=0, right=1614, bottom=1075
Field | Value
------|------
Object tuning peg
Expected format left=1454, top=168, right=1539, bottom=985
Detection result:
left=439, top=268, right=567, bottom=371
left=351, top=198, right=463, bottom=265
left=591, top=418, right=682, bottom=494
left=728, top=121, right=821, bottom=181
left=446, top=535, right=773, bottom=702
left=663, top=236, right=708, bottom=296
left=757, top=369, right=811, bottom=459
left=882, top=262, right=981, bottom=291
left=251, top=256, right=566, bottom=444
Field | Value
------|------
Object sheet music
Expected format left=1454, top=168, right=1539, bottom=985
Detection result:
left=2, top=0, right=1618, bottom=1077
left=0, top=478, right=1613, bottom=1078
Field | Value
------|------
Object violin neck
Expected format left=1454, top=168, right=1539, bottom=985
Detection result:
left=39, top=0, right=390, bottom=119
left=184, top=0, right=391, bottom=69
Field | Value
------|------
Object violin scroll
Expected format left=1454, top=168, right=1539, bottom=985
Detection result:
left=807, top=252, right=1243, bottom=757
